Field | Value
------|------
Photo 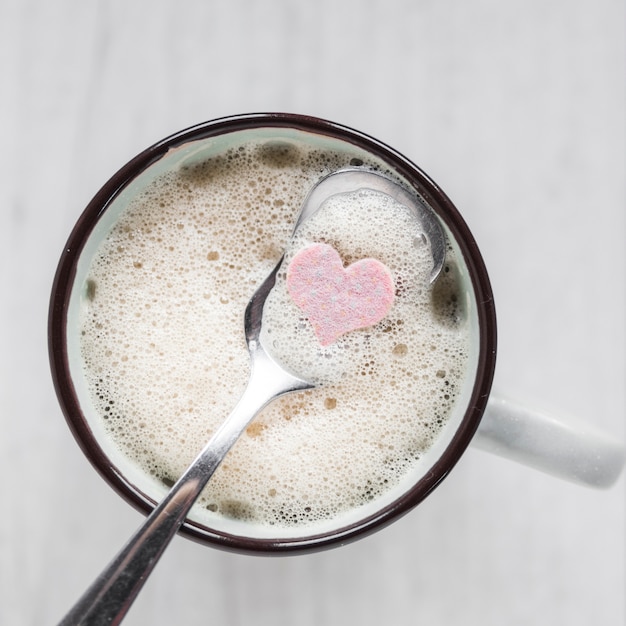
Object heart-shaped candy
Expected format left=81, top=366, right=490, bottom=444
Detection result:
left=286, top=243, right=395, bottom=346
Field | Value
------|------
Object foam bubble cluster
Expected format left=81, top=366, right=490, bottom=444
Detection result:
left=79, top=135, right=470, bottom=530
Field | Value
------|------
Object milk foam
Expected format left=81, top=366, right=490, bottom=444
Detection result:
left=79, top=136, right=470, bottom=530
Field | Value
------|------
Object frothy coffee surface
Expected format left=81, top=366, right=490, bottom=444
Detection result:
left=80, top=135, right=470, bottom=531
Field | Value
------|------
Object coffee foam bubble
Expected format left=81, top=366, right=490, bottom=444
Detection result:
left=79, top=137, right=470, bottom=530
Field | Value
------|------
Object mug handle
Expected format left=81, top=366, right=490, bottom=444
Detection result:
left=471, top=395, right=625, bottom=488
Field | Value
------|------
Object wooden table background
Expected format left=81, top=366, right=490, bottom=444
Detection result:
left=1, top=1, right=624, bottom=624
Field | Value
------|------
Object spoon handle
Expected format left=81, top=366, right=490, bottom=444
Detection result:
left=58, top=472, right=208, bottom=626
left=58, top=346, right=311, bottom=626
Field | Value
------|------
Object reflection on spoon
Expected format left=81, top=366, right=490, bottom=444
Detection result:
left=57, top=168, right=445, bottom=625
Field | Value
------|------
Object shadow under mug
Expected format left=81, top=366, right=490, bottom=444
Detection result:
left=48, top=113, right=624, bottom=555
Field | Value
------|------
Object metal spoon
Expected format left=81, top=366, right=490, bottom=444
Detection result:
left=58, top=168, right=445, bottom=626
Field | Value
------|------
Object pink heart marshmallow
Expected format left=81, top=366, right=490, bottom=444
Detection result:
left=286, top=243, right=395, bottom=346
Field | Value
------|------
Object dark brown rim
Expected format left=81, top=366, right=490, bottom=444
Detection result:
left=48, top=113, right=497, bottom=555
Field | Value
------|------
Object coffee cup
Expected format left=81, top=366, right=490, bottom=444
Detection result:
left=49, top=113, right=624, bottom=554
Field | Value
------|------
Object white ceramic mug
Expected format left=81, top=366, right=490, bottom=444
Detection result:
left=49, top=113, right=624, bottom=554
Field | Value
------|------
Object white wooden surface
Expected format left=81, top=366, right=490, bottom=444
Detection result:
left=1, top=1, right=624, bottom=624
